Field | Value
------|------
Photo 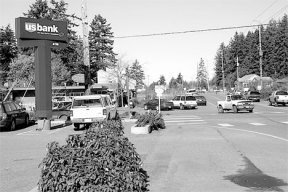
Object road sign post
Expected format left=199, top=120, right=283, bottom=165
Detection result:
left=155, top=85, right=165, bottom=114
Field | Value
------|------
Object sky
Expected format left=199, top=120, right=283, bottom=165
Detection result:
left=1, top=0, right=288, bottom=84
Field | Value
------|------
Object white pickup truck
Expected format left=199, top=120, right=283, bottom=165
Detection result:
left=268, top=90, right=288, bottom=106
left=217, top=95, right=254, bottom=113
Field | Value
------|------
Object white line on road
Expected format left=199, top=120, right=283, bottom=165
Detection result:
left=270, top=112, right=285, bottom=114
left=218, top=123, right=234, bottom=127
left=249, top=123, right=266, bottom=126
left=175, top=122, right=207, bottom=125
left=166, top=119, right=204, bottom=123
left=282, top=122, right=288, bottom=124
left=213, top=126, right=288, bottom=142
left=164, top=117, right=201, bottom=120
left=17, top=130, right=34, bottom=135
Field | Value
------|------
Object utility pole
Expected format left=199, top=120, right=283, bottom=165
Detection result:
left=81, top=0, right=91, bottom=93
left=221, top=50, right=225, bottom=92
left=236, top=56, right=239, bottom=90
left=258, top=25, right=263, bottom=90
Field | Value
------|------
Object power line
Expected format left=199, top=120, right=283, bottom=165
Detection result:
left=252, top=0, right=280, bottom=22
left=265, top=4, right=288, bottom=22
left=114, top=24, right=270, bottom=39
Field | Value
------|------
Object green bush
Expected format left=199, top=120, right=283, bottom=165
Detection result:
left=135, top=111, right=165, bottom=131
left=38, top=120, right=149, bottom=192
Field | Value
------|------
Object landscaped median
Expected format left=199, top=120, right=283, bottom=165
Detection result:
left=131, top=111, right=166, bottom=134
left=36, top=120, right=149, bottom=191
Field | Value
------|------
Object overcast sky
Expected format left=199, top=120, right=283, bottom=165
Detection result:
left=1, top=0, right=287, bottom=83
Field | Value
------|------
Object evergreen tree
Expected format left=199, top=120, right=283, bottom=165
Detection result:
left=89, top=14, right=117, bottom=83
left=128, top=60, right=145, bottom=94
left=196, top=58, right=208, bottom=89
left=0, top=25, right=18, bottom=85
left=158, top=75, right=166, bottom=85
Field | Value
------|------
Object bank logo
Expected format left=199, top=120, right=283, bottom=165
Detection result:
left=25, top=22, right=59, bottom=33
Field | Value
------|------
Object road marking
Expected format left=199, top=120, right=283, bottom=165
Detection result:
left=176, top=122, right=207, bottom=125
left=271, top=112, right=285, bottom=114
left=213, top=126, right=288, bottom=142
left=164, top=117, right=201, bottom=120
left=17, top=130, right=34, bottom=135
left=166, top=119, right=204, bottom=123
left=249, top=123, right=266, bottom=126
left=218, top=123, right=234, bottom=127
left=282, top=122, right=288, bottom=124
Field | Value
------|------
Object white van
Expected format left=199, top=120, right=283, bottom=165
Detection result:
left=70, top=94, right=117, bottom=129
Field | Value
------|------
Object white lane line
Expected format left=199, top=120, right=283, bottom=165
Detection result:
left=17, top=130, right=34, bottom=135
left=271, top=112, right=285, bottom=114
left=166, top=119, right=204, bottom=123
left=218, top=123, right=234, bottom=127
left=164, top=117, right=201, bottom=120
left=249, top=123, right=266, bottom=126
left=282, top=122, right=288, bottom=124
left=213, top=126, right=288, bottom=142
left=176, top=122, right=207, bottom=125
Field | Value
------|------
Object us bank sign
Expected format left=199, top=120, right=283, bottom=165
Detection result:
left=16, top=17, right=67, bottom=42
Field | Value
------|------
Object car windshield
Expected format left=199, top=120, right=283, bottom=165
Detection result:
left=73, top=99, right=102, bottom=107
left=195, top=96, right=205, bottom=99
left=276, top=91, right=288, bottom=95
left=231, top=95, right=246, bottom=100
left=186, top=96, right=196, bottom=101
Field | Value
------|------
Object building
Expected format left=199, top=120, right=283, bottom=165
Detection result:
left=236, top=74, right=273, bottom=91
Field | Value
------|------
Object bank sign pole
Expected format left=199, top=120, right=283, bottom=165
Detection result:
left=15, top=17, right=68, bottom=130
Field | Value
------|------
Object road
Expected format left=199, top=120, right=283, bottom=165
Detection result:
left=0, top=92, right=287, bottom=192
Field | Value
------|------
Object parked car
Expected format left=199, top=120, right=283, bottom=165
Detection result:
left=268, top=90, right=288, bottom=106
left=245, top=91, right=261, bottom=102
left=170, top=95, right=197, bottom=109
left=70, top=95, right=118, bottom=130
left=0, top=100, right=30, bottom=131
left=52, top=101, right=72, bottom=120
left=194, top=95, right=207, bottom=106
left=144, top=99, right=174, bottom=110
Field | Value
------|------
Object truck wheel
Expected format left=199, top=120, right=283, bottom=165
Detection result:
left=233, top=106, right=238, bottom=113
left=10, top=119, right=16, bottom=131
left=180, top=104, right=184, bottom=110
left=218, top=106, right=224, bottom=113
left=74, top=123, right=80, bottom=130
left=24, top=116, right=29, bottom=127
left=248, top=109, right=253, bottom=113
left=268, top=99, right=272, bottom=106
left=274, top=102, right=278, bottom=107
left=144, top=105, right=148, bottom=110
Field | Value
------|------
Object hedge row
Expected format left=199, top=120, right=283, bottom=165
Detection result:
left=38, top=120, right=149, bottom=192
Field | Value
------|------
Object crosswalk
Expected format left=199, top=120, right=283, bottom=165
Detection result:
left=163, top=115, right=288, bottom=127
left=164, top=115, right=207, bottom=125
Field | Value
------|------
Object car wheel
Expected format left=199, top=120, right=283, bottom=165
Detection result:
left=60, top=115, right=68, bottom=121
left=233, top=106, right=238, bottom=113
left=144, top=105, right=148, bottom=110
left=24, top=116, right=29, bottom=127
left=274, top=102, right=278, bottom=107
left=248, top=109, right=253, bottom=113
left=268, top=99, right=272, bottom=106
left=74, top=123, right=80, bottom=130
left=218, top=106, right=224, bottom=113
left=180, top=104, right=184, bottom=110
left=10, top=119, right=16, bottom=131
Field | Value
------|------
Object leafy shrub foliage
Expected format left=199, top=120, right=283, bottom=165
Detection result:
left=38, top=120, right=149, bottom=192
left=135, top=111, right=165, bottom=131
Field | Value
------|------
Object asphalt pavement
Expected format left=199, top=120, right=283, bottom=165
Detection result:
left=1, top=92, right=287, bottom=192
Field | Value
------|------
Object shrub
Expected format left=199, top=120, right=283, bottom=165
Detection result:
left=135, top=111, right=165, bottom=131
left=38, top=120, right=149, bottom=192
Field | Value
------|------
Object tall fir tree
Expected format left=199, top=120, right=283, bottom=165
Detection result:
left=0, top=25, right=18, bottom=85
left=89, top=14, right=117, bottom=83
